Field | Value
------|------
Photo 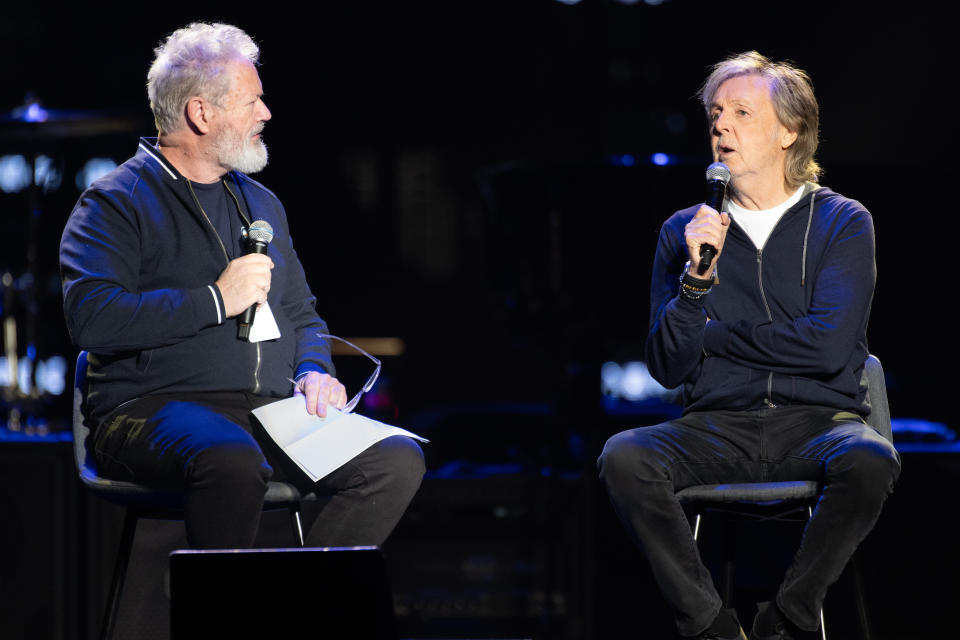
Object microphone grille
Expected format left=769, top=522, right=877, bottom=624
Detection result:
left=247, top=220, right=274, bottom=244
left=705, top=162, right=731, bottom=184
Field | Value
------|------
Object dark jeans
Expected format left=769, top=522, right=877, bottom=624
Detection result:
left=597, top=405, right=900, bottom=636
left=93, top=391, right=425, bottom=549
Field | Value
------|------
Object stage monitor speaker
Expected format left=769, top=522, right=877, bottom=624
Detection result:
left=169, top=545, right=397, bottom=639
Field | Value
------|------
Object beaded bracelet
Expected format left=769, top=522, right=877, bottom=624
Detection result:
left=678, top=263, right=715, bottom=300
left=679, top=282, right=711, bottom=300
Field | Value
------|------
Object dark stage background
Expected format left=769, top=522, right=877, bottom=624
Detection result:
left=0, top=2, right=954, bottom=639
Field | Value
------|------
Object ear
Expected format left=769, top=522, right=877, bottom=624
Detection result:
left=183, top=96, right=213, bottom=135
left=781, top=128, right=799, bottom=150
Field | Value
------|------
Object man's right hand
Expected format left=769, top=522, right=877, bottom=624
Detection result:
left=684, top=205, right=731, bottom=274
left=214, top=254, right=274, bottom=318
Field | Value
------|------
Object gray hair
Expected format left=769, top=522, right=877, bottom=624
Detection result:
left=699, top=51, right=822, bottom=188
left=147, top=23, right=260, bottom=134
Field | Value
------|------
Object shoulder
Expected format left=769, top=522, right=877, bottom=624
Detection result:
left=81, top=143, right=183, bottom=212
left=85, top=153, right=149, bottom=200
left=807, top=187, right=875, bottom=256
left=813, top=186, right=872, bottom=226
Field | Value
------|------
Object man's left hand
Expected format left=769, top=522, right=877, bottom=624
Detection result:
left=294, top=371, right=347, bottom=417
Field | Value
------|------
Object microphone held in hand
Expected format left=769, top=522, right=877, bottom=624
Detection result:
left=237, top=220, right=274, bottom=340
left=697, top=162, right=731, bottom=275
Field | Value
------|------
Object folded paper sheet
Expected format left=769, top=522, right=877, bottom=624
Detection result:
left=252, top=396, right=428, bottom=482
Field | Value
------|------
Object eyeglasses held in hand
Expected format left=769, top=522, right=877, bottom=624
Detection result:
left=316, top=333, right=382, bottom=414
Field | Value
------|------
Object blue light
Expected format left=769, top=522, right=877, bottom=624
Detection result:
left=0, top=355, right=68, bottom=396
left=34, top=155, right=61, bottom=191
left=652, top=152, right=670, bottom=166
left=0, top=155, right=31, bottom=193
left=76, top=157, right=118, bottom=190
left=601, top=360, right=672, bottom=402
left=36, top=356, right=68, bottom=396
left=24, top=102, right=49, bottom=123
left=609, top=154, right=636, bottom=167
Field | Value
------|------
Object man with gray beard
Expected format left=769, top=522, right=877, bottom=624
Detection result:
left=59, top=23, right=424, bottom=550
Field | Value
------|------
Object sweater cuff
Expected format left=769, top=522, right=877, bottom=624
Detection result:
left=207, top=284, right=226, bottom=325
left=294, top=361, right=328, bottom=380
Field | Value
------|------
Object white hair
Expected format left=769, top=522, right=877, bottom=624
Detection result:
left=699, top=51, right=822, bottom=188
left=146, top=23, right=259, bottom=134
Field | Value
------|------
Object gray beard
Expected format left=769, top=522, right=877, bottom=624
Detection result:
left=214, top=124, right=268, bottom=174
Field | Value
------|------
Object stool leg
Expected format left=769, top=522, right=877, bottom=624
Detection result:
left=721, top=517, right=735, bottom=607
left=289, top=507, right=305, bottom=546
left=101, top=509, right=138, bottom=640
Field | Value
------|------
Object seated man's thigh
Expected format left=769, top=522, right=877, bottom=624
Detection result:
left=93, top=394, right=271, bottom=486
left=599, top=412, right=764, bottom=491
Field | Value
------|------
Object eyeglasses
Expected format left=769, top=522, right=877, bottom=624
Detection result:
left=317, top=333, right=381, bottom=414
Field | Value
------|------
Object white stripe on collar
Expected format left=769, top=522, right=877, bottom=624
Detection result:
left=137, top=142, right=178, bottom=180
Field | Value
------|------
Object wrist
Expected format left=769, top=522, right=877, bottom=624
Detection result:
left=679, top=261, right=716, bottom=300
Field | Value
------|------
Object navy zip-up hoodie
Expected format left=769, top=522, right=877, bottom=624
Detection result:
left=645, top=184, right=875, bottom=415
left=60, top=138, right=334, bottom=424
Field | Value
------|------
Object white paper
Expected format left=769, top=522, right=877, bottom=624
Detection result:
left=251, top=396, right=428, bottom=482
left=248, top=302, right=282, bottom=342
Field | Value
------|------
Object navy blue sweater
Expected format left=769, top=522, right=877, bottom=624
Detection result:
left=645, top=185, right=876, bottom=415
left=60, top=138, right=334, bottom=423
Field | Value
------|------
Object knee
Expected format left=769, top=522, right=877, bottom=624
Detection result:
left=597, top=429, right=659, bottom=488
left=829, top=433, right=900, bottom=494
left=372, top=435, right=426, bottom=494
left=189, top=441, right=272, bottom=491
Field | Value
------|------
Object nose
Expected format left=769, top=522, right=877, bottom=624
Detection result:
left=712, top=109, right=730, bottom=134
left=257, top=98, right=272, bottom=122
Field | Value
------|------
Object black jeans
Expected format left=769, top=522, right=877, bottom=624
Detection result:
left=93, top=391, right=425, bottom=549
left=597, top=405, right=900, bottom=636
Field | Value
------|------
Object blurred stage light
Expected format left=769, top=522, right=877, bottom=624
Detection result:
left=609, top=154, right=636, bottom=167
left=0, top=355, right=67, bottom=396
left=34, top=155, right=61, bottom=191
left=601, top=360, right=671, bottom=402
left=76, top=157, right=118, bottom=190
left=652, top=152, right=670, bottom=166
left=35, top=355, right=67, bottom=396
left=0, top=155, right=31, bottom=193
left=0, top=154, right=62, bottom=192
left=24, top=102, right=49, bottom=123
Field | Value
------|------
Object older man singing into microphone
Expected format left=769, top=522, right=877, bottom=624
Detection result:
left=598, top=52, right=900, bottom=640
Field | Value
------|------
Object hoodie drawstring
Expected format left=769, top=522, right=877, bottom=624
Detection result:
left=801, top=189, right=817, bottom=287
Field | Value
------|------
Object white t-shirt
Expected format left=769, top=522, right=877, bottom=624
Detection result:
left=727, top=185, right=806, bottom=249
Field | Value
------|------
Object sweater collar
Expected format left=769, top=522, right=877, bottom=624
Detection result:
left=137, top=137, right=181, bottom=181
left=136, top=136, right=252, bottom=223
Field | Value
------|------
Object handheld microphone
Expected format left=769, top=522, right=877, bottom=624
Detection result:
left=697, top=162, right=731, bottom=275
left=237, top=220, right=274, bottom=340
